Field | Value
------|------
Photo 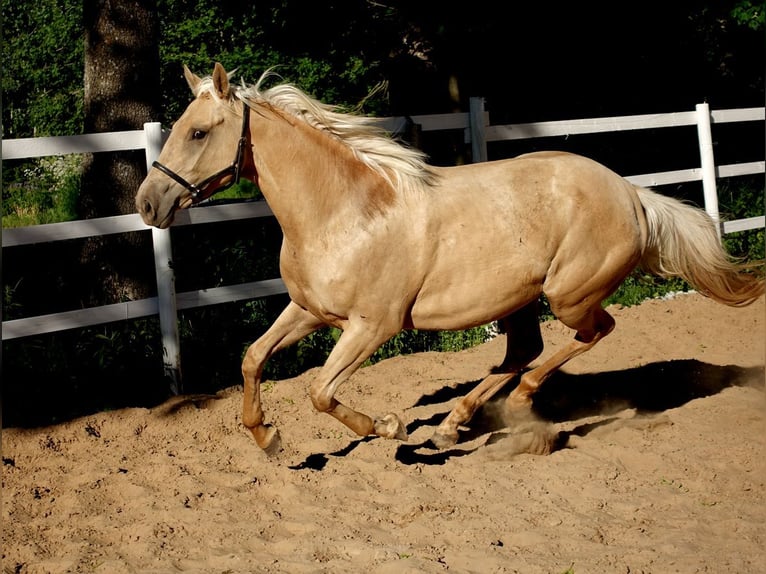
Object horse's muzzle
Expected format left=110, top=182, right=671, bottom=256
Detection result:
left=135, top=181, right=186, bottom=229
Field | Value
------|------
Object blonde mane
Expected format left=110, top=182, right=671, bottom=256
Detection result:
left=193, top=71, right=438, bottom=193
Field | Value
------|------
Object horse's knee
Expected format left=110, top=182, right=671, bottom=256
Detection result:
left=309, top=387, right=335, bottom=413
left=508, top=372, right=538, bottom=408
left=242, top=406, right=263, bottom=430
left=241, top=341, right=266, bottom=378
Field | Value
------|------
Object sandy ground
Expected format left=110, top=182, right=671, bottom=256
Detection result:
left=2, top=292, right=765, bottom=574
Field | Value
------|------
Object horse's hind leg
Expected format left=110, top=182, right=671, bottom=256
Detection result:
left=506, top=304, right=616, bottom=413
left=242, top=301, right=325, bottom=452
left=431, top=301, right=543, bottom=449
left=496, top=302, right=544, bottom=373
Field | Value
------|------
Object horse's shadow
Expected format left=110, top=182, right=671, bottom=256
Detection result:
left=289, top=359, right=763, bottom=470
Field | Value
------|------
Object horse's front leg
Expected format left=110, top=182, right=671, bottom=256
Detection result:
left=310, top=319, right=408, bottom=441
left=242, top=301, right=324, bottom=453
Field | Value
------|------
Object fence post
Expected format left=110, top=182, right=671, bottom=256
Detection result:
left=695, top=102, right=722, bottom=238
left=469, top=97, right=488, bottom=163
left=143, top=122, right=182, bottom=394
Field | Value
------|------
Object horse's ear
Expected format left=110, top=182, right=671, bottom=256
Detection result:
left=212, top=62, right=230, bottom=99
left=183, top=65, right=202, bottom=94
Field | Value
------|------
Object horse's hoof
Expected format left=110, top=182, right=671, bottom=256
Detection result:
left=374, top=413, right=408, bottom=441
left=251, top=423, right=281, bottom=455
left=430, top=428, right=458, bottom=450
left=261, top=428, right=282, bottom=457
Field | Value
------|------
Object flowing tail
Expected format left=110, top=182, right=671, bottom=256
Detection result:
left=636, top=187, right=764, bottom=307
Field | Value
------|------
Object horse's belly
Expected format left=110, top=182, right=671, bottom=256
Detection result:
left=409, top=259, right=545, bottom=330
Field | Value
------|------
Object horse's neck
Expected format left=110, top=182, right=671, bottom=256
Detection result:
left=248, top=104, right=388, bottom=244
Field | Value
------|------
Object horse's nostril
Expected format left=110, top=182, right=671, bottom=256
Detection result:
left=143, top=200, right=153, bottom=215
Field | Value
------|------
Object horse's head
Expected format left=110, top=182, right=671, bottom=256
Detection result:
left=136, top=63, right=250, bottom=228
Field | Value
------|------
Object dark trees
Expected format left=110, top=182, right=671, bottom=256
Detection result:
left=78, top=0, right=162, bottom=302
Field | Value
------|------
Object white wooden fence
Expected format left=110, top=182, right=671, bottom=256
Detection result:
left=3, top=100, right=764, bottom=392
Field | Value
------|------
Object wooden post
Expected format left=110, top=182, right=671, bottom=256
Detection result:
left=143, top=122, right=182, bottom=394
left=469, top=97, right=488, bottom=163
left=695, top=103, right=722, bottom=238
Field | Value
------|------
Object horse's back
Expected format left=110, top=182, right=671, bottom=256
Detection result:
left=430, top=151, right=645, bottom=248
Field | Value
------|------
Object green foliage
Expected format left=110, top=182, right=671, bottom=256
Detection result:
left=731, top=1, right=765, bottom=30
left=155, top=0, right=396, bottom=122
left=719, top=178, right=765, bottom=261
left=203, top=179, right=262, bottom=202
left=1, top=0, right=83, bottom=138
left=2, top=155, right=82, bottom=227
left=1, top=0, right=84, bottom=228
left=368, top=328, right=491, bottom=365
left=605, top=274, right=691, bottom=308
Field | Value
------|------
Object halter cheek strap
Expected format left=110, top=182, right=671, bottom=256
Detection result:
left=152, top=102, right=251, bottom=203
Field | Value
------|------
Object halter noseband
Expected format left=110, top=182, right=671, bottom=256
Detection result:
left=152, top=102, right=251, bottom=204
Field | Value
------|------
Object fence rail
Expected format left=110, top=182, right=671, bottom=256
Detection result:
left=3, top=101, right=764, bottom=392
left=2, top=130, right=150, bottom=159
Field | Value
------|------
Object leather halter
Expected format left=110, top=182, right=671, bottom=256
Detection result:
left=152, top=102, right=251, bottom=204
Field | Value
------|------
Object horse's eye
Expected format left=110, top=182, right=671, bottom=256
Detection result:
left=191, top=129, right=207, bottom=140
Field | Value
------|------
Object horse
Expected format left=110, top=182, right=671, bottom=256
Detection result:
left=136, top=63, right=764, bottom=453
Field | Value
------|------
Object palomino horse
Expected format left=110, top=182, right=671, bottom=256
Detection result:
left=136, top=63, right=764, bottom=453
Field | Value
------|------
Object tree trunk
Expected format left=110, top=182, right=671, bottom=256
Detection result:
left=79, top=0, right=160, bottom=303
